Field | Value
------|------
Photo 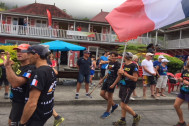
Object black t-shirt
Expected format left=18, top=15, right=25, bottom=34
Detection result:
left=77, top=57, right=91, bottom=75
left=11, top=65, right=35, bottom=103
left=107, top=61, right=120, bottom=80
left=181, top=70, right=189, bottom=94
left=120, top=63, right=138, bottom=89
left=28, top=66, right=56, bottom=121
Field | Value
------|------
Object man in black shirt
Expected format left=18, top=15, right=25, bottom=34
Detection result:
left=3, top=44, right=33, bottom=126
left=75, top=50, right=92, bottom=99
left=19, top=45, right=56, bottom=126
left=110, top=52, right=141, bottom=126
left=99, top=52, right=120, bottom=119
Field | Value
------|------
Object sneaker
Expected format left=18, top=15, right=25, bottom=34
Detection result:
left=174, top=122, right=186, bottom=126
left=112, top=119, right=126, bottom=126
left=132, top=114, right=141, bottom=126
left=86, top=93, right=92, bottom=98
left=4, top=93, right=9, bottom=99
left=53, top=117, right=65, bottom=126
left=130, top=97, right=135, bottom=100
left=100, top=112, right=110, bottom=119
left=111, top=104, right=119, bottom=113
left=75, top=94, right=79, bottom=99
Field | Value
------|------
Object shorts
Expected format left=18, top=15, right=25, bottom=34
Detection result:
left=77, top=73, right=90, bottom=83
left=101, top=79, right=116, bottom=93
left=0, top=75, right=9, bottom=86
left=119, top=85, right=134, bottom=104
left=143, top=75, right=156, bottom=86
left=156, top=76, right=168, bottom=89
left=177, top=92, right=189, bottom=102
left=26, top=119, right=48, bottom=126
left=90, top=70, right=95, bottom=76
left=100, top=69, right=106, bottom=78
left=9, top=101, right=25, bottom=124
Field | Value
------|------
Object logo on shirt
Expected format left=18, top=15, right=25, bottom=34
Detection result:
left=124, top=67, right=130, bottom=72
left=31, top=79, right=38, bottom=86
left=48, top=81, right=56, bottom=93
left=108, top=65, right=114, bottom=69
left=16, top=69, right=21, bottom=75
left=23, top=72, right=31, bottom=78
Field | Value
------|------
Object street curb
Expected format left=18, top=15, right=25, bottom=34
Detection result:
left=0, top=99, right=175, bottom=107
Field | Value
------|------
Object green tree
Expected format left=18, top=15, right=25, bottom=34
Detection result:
left=0, top=2, right=8, bottom=10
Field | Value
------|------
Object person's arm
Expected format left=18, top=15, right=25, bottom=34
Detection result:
left=20, top=88, right=41, bottom=124
left=3, top=52, right=27, bottom=88
left=52, top=67, right=58, bottom=75
left=123, top=71, right=138, bottom=82
left=5, top=66, right=28, bottom=88
left=183, top=80, right=189, bottom=85
left=155, top=66, right=160, bottom=77
left=100, top=60, right=109, bottom=64
left=109, top=74, right=121, bottom=89
left=93, top=61, right=96, bottom=69
left=142, top=66, right=155, bottom=76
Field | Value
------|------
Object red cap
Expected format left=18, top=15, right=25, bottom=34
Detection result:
left=13, top=44, right=30, bottom=51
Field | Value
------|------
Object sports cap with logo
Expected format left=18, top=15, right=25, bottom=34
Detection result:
left=158, top=55, right=165, bottom=59
left=13, top=44, right=30, bottom=52
left=146, top=53, right=154, bottom=56
left=125, top=52, right=133, bottom=59
left=23, top=45, right=49, bottom=57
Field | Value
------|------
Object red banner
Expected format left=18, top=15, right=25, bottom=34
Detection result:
left=46, top=9, right=52, bottom=28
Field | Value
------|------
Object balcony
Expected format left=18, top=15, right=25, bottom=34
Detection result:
left=0, top=24, right=153, bottom=45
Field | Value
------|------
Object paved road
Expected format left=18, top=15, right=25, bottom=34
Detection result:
left=0, top=104, right=188, bottom=126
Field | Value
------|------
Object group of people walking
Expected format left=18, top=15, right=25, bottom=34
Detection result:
left=0, top=42, right=189, bottom=126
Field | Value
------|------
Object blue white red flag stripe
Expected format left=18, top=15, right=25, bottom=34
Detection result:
left=31, top=79, right=38, bottom=86
left=105, top=0, right=189, bottom=42
left=23, top=72, right=31, bottom=78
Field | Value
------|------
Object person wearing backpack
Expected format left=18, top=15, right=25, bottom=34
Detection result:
left=155, top=59, right=169, bottom=97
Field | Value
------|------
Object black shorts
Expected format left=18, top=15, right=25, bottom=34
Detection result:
left=119, top=85, right=134, bottom=104
left=100, top=69, right=106, bottom=78
left=101, top=79, right=116, bottom=93
left=0, top=75, right=9, bottom=86
left=9, top=102, right=25, bottom=124
left=143, top=75, right=156, bottom=86
left=26, top=119, right=48, bottom=126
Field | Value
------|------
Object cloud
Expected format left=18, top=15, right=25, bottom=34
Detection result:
left=1, top=0, right=125, bottom=18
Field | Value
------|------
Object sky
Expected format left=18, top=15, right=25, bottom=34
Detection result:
left=1, top=0, right=126, bottom=18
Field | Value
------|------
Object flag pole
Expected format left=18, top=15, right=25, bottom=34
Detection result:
left=121, top=42, right=127, bottom=68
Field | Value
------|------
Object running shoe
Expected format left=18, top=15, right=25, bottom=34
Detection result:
left=53, top=117, right=65, bottom=126
left=111, top=104, right=119, bottom=113
left=4, top=93, right=9, bottom=99
left=75, top=94, right=79, bottom=99
left=112, top=119, right=126, bottom=126
left=100, top=112, right=110, bottom=119
left=132, top=114, right=141, bottom=126
left=86, top=93, right=92, bottom=98
left=174, top=122, right=186, bottom=126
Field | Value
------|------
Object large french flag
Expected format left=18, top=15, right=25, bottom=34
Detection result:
left=105, top=0, right=189, bottom=42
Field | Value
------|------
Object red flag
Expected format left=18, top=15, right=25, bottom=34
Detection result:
left=46, top=9, right=52, bottom=28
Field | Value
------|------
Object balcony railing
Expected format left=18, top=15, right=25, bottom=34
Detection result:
left=0, top=24, right=154, bottom=45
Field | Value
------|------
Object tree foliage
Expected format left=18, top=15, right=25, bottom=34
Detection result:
left=118, top=43, right=147, bottom=54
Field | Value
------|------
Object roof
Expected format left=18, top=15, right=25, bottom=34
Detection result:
left=5, top=3, right=72, bottom=19
left=168, top=19, right=189, bottom=29
left=90, top=11, right=109, bottom=23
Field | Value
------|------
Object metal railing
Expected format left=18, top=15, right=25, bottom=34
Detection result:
left=0, top=24, right=154, bottom=45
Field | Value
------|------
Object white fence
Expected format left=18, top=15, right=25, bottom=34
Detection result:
left=0, top=24, right=153, bottom=45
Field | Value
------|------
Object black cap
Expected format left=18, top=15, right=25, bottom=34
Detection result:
left=23, top=45, right=49, bottom=57
left=0, top=49, right=5, bottom=53
left=83, top=50, right=90, bottom=54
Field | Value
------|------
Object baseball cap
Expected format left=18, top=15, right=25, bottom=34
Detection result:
left=162, top=59, right=169, bottom=63
left=158, top=55, right=165, bottom=59
left=0, top=49, right=5, bottom=53
left=13, top=44, right=30, bottom=51
left=84, top=50, right=91, bottom=54
left=146, top=53, right=154, bottom=56
left=23, top=45, right=49, bottom=57
left=125, top=52, right=133, bottom=59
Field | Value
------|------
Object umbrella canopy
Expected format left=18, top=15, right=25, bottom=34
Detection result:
left=41, top=40, right=86, bottom=51
left=155, top=52, right=173, bottom=57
